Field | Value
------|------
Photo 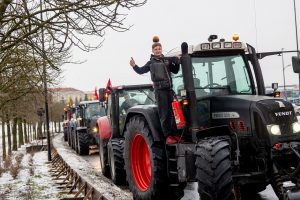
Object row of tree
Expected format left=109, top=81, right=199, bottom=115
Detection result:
left=0, top=0, right=146, bottom=159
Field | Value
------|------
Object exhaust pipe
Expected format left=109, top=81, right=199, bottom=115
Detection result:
left=180, top=42, right=199, bottom=141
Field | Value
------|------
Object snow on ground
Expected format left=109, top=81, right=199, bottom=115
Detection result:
left=53, top=134, right=133, bottom=200
left=0, top=145, right=62, bottom=200
left=0, top=132, right=281, bottom=200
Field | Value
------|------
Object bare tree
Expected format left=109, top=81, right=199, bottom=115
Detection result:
left=0, top=0, right=146, bottom=109
left=0, top=0, right=146, bottom=60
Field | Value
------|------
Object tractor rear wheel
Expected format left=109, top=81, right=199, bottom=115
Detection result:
left=124, top=116, right=167, bottom=200
left=99, top=137, right=110, bottom=178
left=195, top=137, right=233, bottom=200
left=108, top=138, right=127, bottom=185
left=77, top=131, right=89, bottom=155
left=63, top=128, right=68, bottom=141
left=68, top=128, right=71, bottom=147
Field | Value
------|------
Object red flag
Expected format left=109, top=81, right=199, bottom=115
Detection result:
left=105, top=79, right=112, bottom=93
left=94, top=87, right=99, bottom=100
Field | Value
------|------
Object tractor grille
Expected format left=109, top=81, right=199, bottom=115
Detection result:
left=278, top=117, right=293, bottom=135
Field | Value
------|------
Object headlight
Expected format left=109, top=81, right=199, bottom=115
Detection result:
left=212, top=42, right=221, bottom=49
left=92, top=127, right=98, bottom=133
left=201, top=43, right=210, bottom=50
left=224, top=42, right=232, bottom=48
left=292, top=122, right=300, bottom=133
left=267, top=124, right=281, bottom=135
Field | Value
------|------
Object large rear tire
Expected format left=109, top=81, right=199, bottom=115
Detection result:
left=195, top=137, right=233, bottom=200
left=108, top=138, right=127, bottom=185
left=77, top=131, right=89, bottom=155
left=124, top=116, right=167, bottom=200
left=99, top=137, right=110, bottom=177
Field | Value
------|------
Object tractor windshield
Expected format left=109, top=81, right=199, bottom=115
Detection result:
left=119, top=88, right=155, bottom=114
left=172, top=55, right=254, bottom=99
left=85, top=103, right=104, bottom=119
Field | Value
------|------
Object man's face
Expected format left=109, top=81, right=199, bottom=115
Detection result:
left=152, top=46, right=162, bottom=57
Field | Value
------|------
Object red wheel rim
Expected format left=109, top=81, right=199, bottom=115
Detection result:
left=130, top=133, right=152, bottom=191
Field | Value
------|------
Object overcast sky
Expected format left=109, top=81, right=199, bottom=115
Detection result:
left=61, top=0, right=300, bottom=92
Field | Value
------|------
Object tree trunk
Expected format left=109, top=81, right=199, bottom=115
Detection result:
left=28, top=122, right=32, bottom=142
left=2, top=117, right=6, bottom=160
left=54, top=121, right=57, bottom=133
left=33, top=123, right=36, bottom=140
left=12, top=117, right=17, bottom=151
left=58, top=121, right=61, bottom=133
left=6, top=114, right=11, bottom=155
left=37, top=121, right=42, bottom=139
left=18, top=118, right=24, bottom=147
left=23, top=119, right=28, bottom=143
left=43, top=122, right=45, bottom=135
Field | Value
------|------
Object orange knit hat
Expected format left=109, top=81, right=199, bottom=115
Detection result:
left=152, top=36, right=162, bottom=49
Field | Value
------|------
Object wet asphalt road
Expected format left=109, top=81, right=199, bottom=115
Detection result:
left=82, top=152, right=279, bottom=200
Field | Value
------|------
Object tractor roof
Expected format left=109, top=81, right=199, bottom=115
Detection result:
left=167, top=35, right=247, bottom=56
left=110, top=84, right=153, bottom=91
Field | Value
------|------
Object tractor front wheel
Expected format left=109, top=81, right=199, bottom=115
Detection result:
left=108, top=138, right=126, bottom=185
left=195, top=137, right=233, bottom=200
left=99, top=137, right=110, bottom=178
left=77, top=131, right=89, bottom=155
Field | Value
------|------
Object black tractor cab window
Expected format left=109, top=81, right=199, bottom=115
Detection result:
left=172, top=55, right=253, bottom=99
left=85, top=103, right=104, bottom=119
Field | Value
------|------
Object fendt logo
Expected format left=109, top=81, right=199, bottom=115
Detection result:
left=275, top=101, right=285, bottom=108
left=274, top=111, right=292, bottom=117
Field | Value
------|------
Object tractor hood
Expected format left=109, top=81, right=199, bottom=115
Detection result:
left=207, top=95, right=296, bottom=133
left=209, top=95, right=271, bottom=123
left=209, top=95, right=296, bottom=125
left=255, top=98, right=296, bottom=124
left=206, top=95, right=299, bottom=145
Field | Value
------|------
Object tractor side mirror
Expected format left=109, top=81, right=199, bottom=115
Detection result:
left=292, top=56, right=300, bottom=73
left=98, top=88, right=106, bottom=102
left=272, top=83, right=278, bottom=91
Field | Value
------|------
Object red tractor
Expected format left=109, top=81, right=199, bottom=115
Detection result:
left=98, top=36, right=300, bottom=200
left=97, top=84, right=156, bottom=183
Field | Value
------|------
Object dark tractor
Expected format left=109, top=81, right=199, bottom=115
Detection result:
left=99, top=35, right=300, bottom=200
left=97, top=84, right=156, bottom=183
left=74, top=100, right=105, bottom=155
left=63, top=107, right=69, bottom=142
left=63, top=105, right=76, bottom=146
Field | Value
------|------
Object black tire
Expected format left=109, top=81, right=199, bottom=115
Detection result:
left=63, top=128, right=68, bottom=141
left=71, top=128, right=76, bottom=150
left=75, top=131, right=79, bottom=154
left=239, top=184, right=266, bottom=200
left=99, top=137, right=110, bottom=177
left=67, top=128, right=71, bottom=147
left=195, top=137, right=233, bottom=200
left=124, top=116, right=167, bottom=200
left=77, top=131, right=89, bottom=155
left=108, top=138, right=127, bottom=185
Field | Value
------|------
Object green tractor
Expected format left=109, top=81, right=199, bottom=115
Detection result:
left=73, top=100, right=105, bottom=155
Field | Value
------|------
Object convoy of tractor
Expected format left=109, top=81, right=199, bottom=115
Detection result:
left=63, top=35, right=300, bottom=200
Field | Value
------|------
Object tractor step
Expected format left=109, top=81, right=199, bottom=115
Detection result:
left=169, top=171, right=178, bottom=175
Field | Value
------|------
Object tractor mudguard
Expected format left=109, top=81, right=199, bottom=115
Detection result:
left=125, top=105, right=164, bottom=142
left=76, top=126, right=87, bottom=133
left=97, top=116, right=112, bottom=140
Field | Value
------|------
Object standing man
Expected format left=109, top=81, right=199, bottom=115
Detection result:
left=129, top=36, right=181, bottom=143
